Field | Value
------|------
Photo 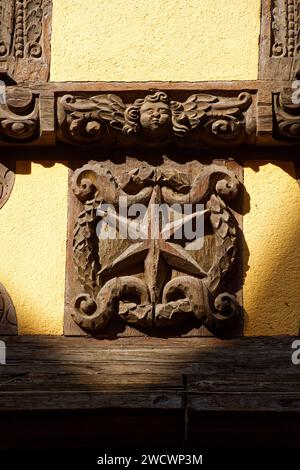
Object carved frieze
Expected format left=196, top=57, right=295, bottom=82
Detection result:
left=58, top=91, right=253, bottom=148
left=0, top=0, right=52, bottom=82
left=65, top=159, right=243, bottom=336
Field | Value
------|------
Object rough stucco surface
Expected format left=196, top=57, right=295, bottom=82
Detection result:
left=244, top=163, right=300, bottom=336
left=50, top=0, right=261, bottom=81
left=0, top=162, right=68, bottom=334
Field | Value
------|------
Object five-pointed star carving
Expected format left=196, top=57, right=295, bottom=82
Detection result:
left=98, top=185, right=207, bottom=305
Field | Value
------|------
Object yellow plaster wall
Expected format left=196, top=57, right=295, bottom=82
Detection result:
left=50, top=0, right=261, bottom=82
left=243, top=163, right=300, bottom=336
left=0, top=162, right=68, bottom=335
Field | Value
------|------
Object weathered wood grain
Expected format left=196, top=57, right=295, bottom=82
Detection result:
left=0, top=336, right=299, bottom=412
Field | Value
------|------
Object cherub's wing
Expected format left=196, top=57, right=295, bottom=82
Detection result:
left=181, top=92, right=252, bottom=129
left=208, top=92, right=252, bottom=117
left=91, top=94, right=126, bottom=131
left=0, top=0, right=15, bottom=58
left=181, top=94, right=218, bottom=129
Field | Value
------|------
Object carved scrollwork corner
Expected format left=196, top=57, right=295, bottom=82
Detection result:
left=0, top=88, right=40, bottom=142
left=69, top=160, right=243, bottom=337
left=58, top=90, right=254, bottom=148
left=273, top=89, right=300, bottom=140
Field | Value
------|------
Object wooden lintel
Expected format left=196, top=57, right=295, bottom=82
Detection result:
left=0, top=80, right=298, bottom=151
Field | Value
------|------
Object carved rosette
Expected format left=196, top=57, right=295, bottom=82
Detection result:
left=70, top=161, right=242, bottom=335
left=0, top=88, right=39, bottom=141
left=273, top=90, right=300, bottom=140
left=58, top=91, right=253, bottom=148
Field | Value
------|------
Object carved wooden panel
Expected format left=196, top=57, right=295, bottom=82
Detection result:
left=260, top=0, right=300, bottom=79
left=57, top=90, right=254, bottom=148
left=65, top=158, right=244, bottom=338
left=0, top=0, right=52, bottom=83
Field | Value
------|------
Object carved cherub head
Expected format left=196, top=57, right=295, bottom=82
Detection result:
left=123, top=91, right=189, bottom=139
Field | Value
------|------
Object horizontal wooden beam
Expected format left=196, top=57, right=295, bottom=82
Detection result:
left=0, top=80, right=299, bottom=151
left=0, top=335, right=299, bottom=412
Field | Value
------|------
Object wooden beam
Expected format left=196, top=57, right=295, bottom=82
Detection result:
left=0, top=336, right=299, bottom=412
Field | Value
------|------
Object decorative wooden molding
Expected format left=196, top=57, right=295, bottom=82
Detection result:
left=57, top=90, right=253, bottom=148
left=0, top=0, right=52, bottom=83
left=0, top=81, right=298, bottom=149
left=259, top=0, right=300, bottom=79
left=65, top=159, right=243, bottom=337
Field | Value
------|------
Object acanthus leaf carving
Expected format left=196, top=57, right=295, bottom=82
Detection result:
left=58, top=90, right=253, bottom=148
left=70, top=160, right=242, bottom=336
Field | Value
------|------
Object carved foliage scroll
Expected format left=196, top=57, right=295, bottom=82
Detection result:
left=66, top=159, right=243, bottom=337
left=0, top=0, right=52, bottom=82
left=0, top=161, right=17, bottom=334
left=58, top=91, right=254, bottom=148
